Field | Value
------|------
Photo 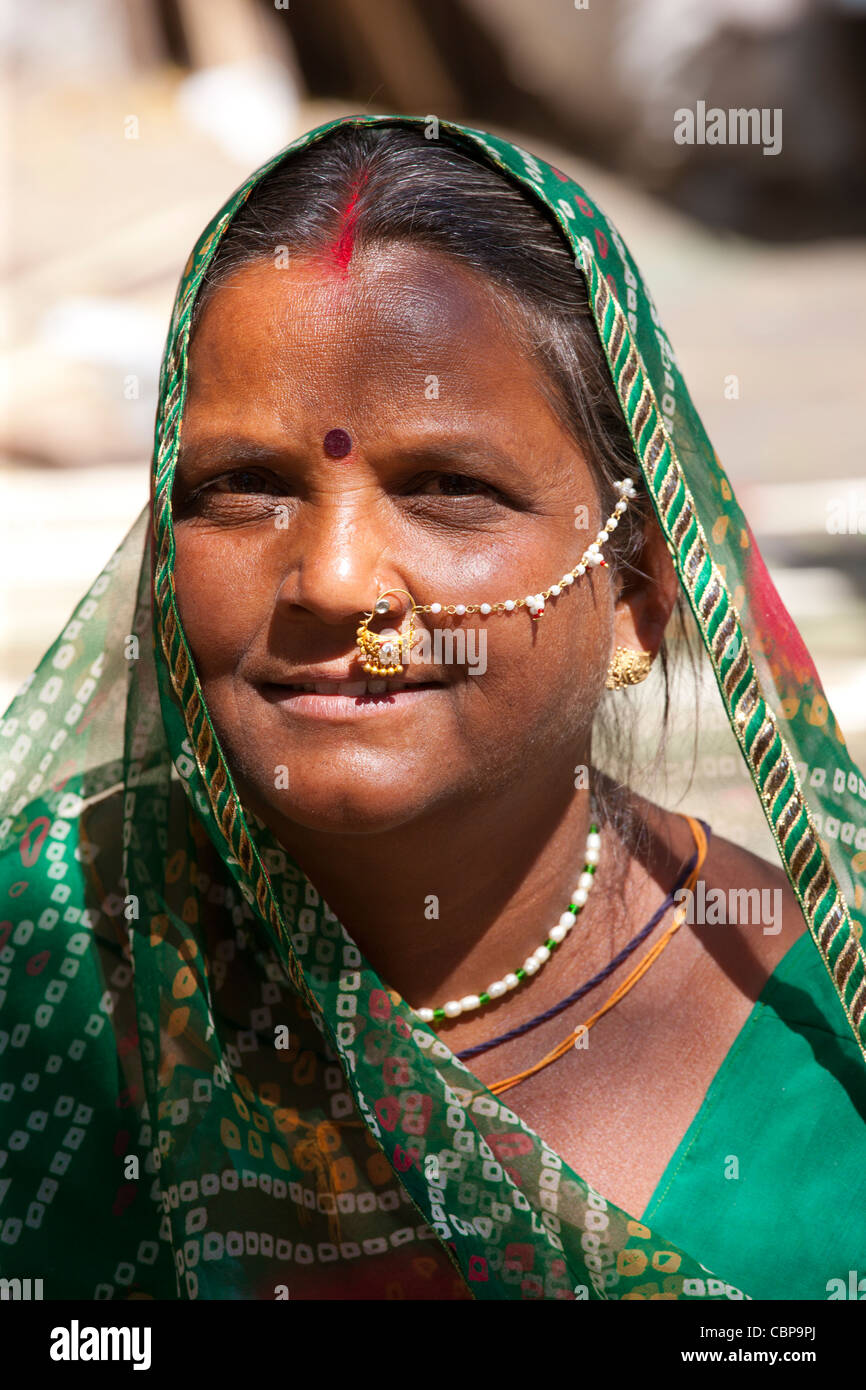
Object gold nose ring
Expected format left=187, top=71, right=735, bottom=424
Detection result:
left=355, top=587, right=417, bottom=676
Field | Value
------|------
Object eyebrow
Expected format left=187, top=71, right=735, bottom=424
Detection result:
left=175, top=436, right=296, bottom=475
left=389, top=437, right=532, bottom=476
left=175, top=433, right=531, bottom=478
left=177, top=430, right=525, bottom=469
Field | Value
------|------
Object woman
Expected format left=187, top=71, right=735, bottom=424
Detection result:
left=1, top=115, right=864, bottom=1302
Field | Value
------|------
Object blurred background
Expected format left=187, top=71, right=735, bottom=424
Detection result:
left=2, top=0, right=865, bottom=774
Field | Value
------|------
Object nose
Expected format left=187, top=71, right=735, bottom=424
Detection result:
left=273, top=488, right=404, bottom=630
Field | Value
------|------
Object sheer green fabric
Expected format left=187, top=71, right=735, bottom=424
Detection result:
left=1, top=116, right=864, bottom=1301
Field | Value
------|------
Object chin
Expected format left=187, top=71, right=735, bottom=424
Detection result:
left=235, top=761, right=444, bottom=838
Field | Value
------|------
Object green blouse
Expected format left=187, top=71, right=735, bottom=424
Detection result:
left=643, top=930, right=866, bottom=1300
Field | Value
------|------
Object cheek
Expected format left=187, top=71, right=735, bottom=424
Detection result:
left=454, top=581, right=611, bottom=753
left=172, top=531, right=271, bottom=679
left=530, top=601, right=610, bottom=734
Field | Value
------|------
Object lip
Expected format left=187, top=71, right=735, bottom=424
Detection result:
left=257, top=680, right=446, bottom=720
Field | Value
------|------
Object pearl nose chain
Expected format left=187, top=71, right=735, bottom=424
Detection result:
left=354, top=478, right=638, bottom=676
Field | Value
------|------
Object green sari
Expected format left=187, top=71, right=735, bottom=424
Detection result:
left=1, top=115, right=865, bottom=1301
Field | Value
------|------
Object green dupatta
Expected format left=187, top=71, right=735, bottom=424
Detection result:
left=1, top=115, right=864, bottom=1302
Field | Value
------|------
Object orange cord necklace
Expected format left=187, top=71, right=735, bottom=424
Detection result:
left=484, top=815, right=708, bottom=1096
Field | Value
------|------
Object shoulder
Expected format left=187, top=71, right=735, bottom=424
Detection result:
left=634, top=792, right=808, bottom=986
left=701, top=821, right=807, bottom=978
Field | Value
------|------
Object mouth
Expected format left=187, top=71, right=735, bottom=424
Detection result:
left=272, top=677, right=420, bottom=695
left=257, top=676, right=446, bottom=718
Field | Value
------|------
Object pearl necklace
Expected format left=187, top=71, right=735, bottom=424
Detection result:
left=413, top=814, right=601, bottom=1024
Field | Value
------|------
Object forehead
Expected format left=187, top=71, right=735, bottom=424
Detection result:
left=184, top=243, right=551, bottom=424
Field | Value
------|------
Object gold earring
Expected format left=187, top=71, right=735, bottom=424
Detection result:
left=605, top=646, right=653, bottom=689
left=356, top=588, right=417, bottom=676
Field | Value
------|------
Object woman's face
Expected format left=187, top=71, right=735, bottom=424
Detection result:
left=172, top=242, right=625, bottom=837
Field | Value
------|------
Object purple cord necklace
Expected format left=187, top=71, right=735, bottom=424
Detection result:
left=455, top=819, right=711, bottom=1062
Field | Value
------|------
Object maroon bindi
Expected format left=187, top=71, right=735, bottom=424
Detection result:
left=323, top=428, right=353, bottom=459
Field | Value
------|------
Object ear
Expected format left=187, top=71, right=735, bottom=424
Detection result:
left=611, top=514, right=679, bottom=658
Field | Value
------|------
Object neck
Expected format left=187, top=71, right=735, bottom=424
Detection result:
left=269, top=768, right=654, bottom=1014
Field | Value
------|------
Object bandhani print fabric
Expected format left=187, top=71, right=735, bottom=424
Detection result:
left=1, top=115, right=864, bottom=1301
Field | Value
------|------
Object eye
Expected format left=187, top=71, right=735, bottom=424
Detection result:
left=433, top=474, right=492, bottom=497
left=208, top=469, right=285, bottom=495
left=409, top=472, right=501, bottom=500
left=172, top=467, right=291, bottom=521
